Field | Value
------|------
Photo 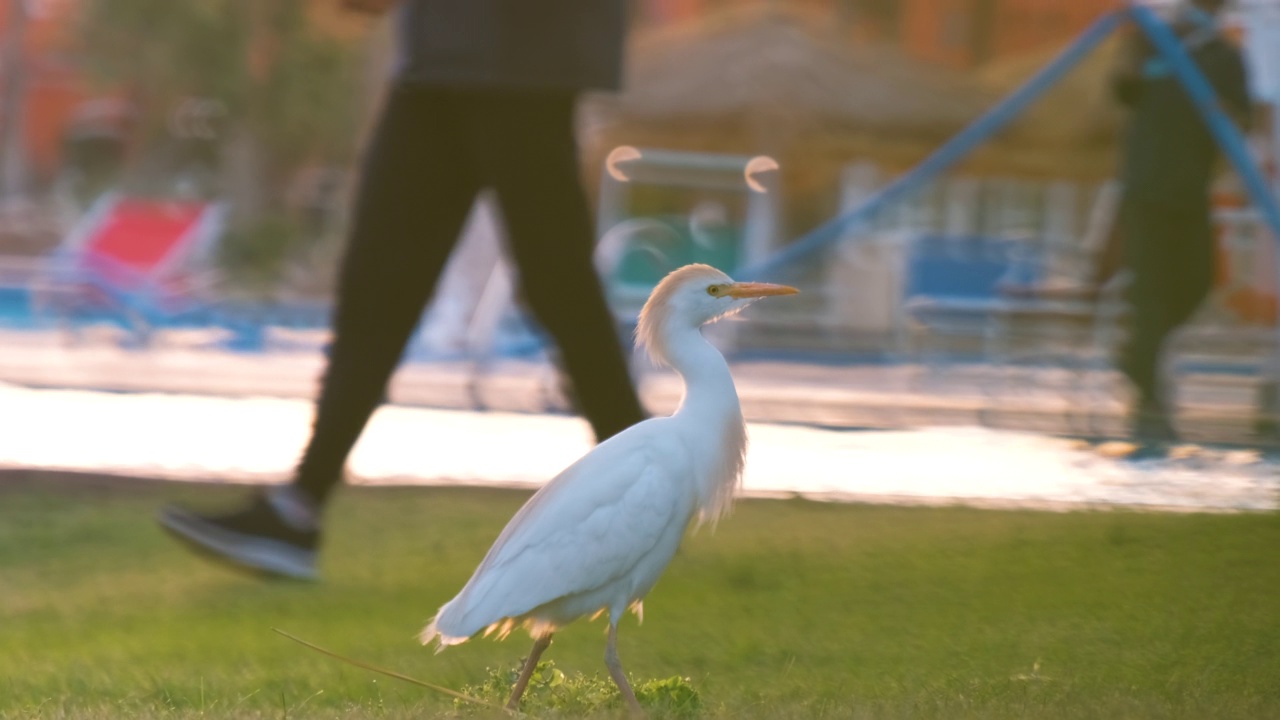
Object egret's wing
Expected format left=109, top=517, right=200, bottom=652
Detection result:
left=430, top=422, right=690, bottom=638
left=469, top=421, right=680, bottom=577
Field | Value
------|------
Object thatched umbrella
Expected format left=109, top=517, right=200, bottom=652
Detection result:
left=581, top=4, right=1001, bottom=235
left=975, top=34, right=1128, bottom=173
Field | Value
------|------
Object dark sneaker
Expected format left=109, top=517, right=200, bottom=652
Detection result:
left=158, top=488, right=320, bottom=581
left=1124, top=402, right=1177, bottom=462
left=1132, top=398, right=1178, bottom=442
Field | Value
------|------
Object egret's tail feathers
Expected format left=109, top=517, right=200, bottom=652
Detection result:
left=479, top=617, right=554, bottom=641
left=422, top=613, right=558, bottom=651
left=419, top=618, right=469, bottom=652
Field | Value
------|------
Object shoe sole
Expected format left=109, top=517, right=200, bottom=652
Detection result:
left=158, top=507, right=319, bottom=581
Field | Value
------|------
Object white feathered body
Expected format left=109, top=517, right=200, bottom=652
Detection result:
left=423, top=403, right=745, bottom=645
left=421, top=264, right=766, bottom=649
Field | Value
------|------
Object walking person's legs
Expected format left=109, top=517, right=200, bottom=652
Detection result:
left=1119, top=202, right=1214, bottom=443
left=159, top=87, right=483, bottom=579
left=291, top=89, right=484, bottom=507
left=469, top=90, right=645, bottom=441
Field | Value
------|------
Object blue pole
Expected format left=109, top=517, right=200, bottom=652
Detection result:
left=1128, top=4, right=1280, bottom=241
left=737, top=10, right=1127, bottom=281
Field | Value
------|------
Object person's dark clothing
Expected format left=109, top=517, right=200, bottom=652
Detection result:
left=157, top=1, right=645, bottom=578
left=293, top=0, right=642, bottom=504
left=294, top=86, right=646, bottom=504
left=394, top=0, right=627, bottom=91
left=1117, top=200, right=1215, bottom=414
left=1110, top=20, right=1252, bottom=436
left=1114, top=31, right=1251, bottom=208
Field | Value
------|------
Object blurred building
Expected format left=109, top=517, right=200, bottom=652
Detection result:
left=899, top=0, right=1118, bottom=69
left=0, top=0, right=1125, bottom=189
left=634, top=0, right=1119, bottom=69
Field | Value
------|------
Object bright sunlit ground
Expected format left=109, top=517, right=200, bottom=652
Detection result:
left=4, top=474, right=1280, bottom=719
left=2, top=383, right=1278, bottom=511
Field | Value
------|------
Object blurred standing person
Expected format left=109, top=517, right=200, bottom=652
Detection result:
left=1110, top=0, right=1252, bottom=444
left=158, top=0, right=646, bottom=580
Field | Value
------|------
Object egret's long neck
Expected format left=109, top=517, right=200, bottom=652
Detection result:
left=658, top=322, right=747, bottom=523
left=662, top=325, right=739, bottom=418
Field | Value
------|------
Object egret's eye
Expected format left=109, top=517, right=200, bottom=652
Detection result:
left=707, top=284, right=722, bottom=297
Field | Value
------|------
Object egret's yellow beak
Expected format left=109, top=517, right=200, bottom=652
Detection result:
left=725, top=282, right=799, bottom=299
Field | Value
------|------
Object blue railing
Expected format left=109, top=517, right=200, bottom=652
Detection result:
left=736, top=10, right=1127, bottom=281
left=738, top=4, right=1280, bottom=285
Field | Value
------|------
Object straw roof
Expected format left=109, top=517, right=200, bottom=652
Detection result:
left=977, top=34, right=1127, bottom=146
left=578, top=3, right=1123, bottom=214
left=598, top=4, right=993, bottom=140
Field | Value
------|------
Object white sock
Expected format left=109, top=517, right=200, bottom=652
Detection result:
left=267, top=485, right=321, bottom=532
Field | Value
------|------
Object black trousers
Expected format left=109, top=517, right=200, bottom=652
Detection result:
left=294, top=85, right=646, bottom=504
left=1118, top=198, right=1214, bottom=413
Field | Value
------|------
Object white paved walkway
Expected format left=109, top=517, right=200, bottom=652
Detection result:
left=1, top=382, right=1275, bottom=512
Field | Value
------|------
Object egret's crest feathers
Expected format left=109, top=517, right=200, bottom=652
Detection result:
left=636, top=263, right=734, bottom=366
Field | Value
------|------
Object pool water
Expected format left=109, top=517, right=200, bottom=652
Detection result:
left=0, top=283, right=548, bottom=360
left=0, top=282, right=333, bottom=342
left=0, top=285, right=41, bottom=330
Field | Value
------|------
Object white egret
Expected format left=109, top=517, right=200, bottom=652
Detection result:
left=419, top=263, right=797, bottom=713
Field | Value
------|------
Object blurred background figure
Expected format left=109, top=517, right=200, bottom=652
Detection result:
left=1110, top=0, right=1253, bottom=445
left=157, top=0, right=646, bottom=580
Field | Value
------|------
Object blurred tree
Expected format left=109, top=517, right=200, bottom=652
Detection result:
left=75, top=0, right=364, bottom=227
left=73, top=0, right=369, bottom=294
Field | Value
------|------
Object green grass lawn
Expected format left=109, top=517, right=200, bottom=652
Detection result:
left=2, top=471, right=1279, bottom=719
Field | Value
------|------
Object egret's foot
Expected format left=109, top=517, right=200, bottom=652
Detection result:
left=604, top=623, right=645, bottom=716
left=158, top=487, right=320, bottom=581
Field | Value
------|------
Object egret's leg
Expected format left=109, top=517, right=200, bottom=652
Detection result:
left=604, top=622, right=643, bottom=715
left=506, top=634, right=553, bottom=711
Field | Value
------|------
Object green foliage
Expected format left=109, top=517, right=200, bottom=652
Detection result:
left=74, top=0, right=363, bottom=219
left=455, top=660, right=701, bottom=718
left=635, top=675, right=703, bottom=718
left=76, top=0, right=366, bottom=284
left=77, top=0, right=363, bottom=169
left=78, top=0, right=243, bottom=101
left=214, top=213, right=304, bottom=294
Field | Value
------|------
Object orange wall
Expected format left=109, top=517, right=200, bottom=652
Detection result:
left=25, top=67, right=83, bottom=177
left=0, top=0, right=87, bottom=179
left=901, top=0, right=977, bottom=69
left=989, top=0, right=1119, bottom=61
left=901, top=0, right=1119, bottom=69
left=0, top=0, right=80, bottom=56
left=638, top=0, right=1120, bottom=70
left=641, top=0, right=705, bottom=25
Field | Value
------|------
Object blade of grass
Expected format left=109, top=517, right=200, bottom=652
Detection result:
left=272, top=628, right=510, bottom=714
